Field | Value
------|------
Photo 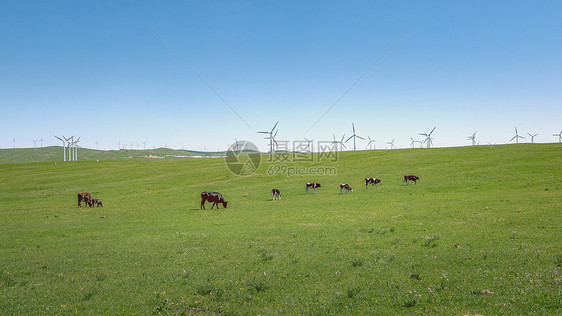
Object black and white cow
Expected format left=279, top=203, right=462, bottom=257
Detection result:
left=365, top=178, right=381, bottom=189
left=305, top=183, right=321, bottom=194
left=272, top=189, right=281, bottom=200
left=403, top=175, right=420, bottom=185
left=340, top=183, right=353, bottom=193
left=92, top=198, right=103, bottom=207
left=200, top=191, right=228, bottom=209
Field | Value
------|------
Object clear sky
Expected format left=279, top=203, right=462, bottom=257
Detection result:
left=1, top=1, right=561, bottom=151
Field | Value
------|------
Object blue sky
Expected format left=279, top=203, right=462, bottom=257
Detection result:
left=1, top=1, right=561, bottom=151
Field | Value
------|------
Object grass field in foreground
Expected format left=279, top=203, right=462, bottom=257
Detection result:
left=0, top=144, right=560, bottom=314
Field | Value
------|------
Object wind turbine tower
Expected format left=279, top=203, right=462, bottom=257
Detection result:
left=54, top=136, right=67, bottom=161
left=304, top=138, right=314, bottom=152
left=387, top=138, right=396, bottom=149
left=419, top=127, right=436, bottom=148
left=468, top=131, right=477, bottom=146
left=510, top=127, right=525, bottom=144
left=73, top=137, right=81, bottom=161
left=332, top=134, right=346, bottom=152
left=367, top=136, right=376, bottom=150
left=67, top=136, right=75, bottom=161
left=345, top=123, right=365, bottom=151
left=258, top=121, right=279, bottom=155
left=12, top=138, right=16, bottom=163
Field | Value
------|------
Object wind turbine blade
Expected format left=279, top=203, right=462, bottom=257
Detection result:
left=345, top=135, right=354, bottom=143
left=356, top=135, right=365, bottom=140
left=274, top=130, right=278, bottom=138
left=257, top=131, right=269, bottom=134
left=271, top=121, right=279, bottom=132
left=352, top=123, right=356, bottom=134
left=341, top=142, right=347, bottom=149
left=340, top=134, right=345, bottom=142
left=510, top=136, right=516, bottom=142
left=429, top=127, right=436, bottom=135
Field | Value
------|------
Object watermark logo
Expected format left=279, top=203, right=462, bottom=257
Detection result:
left=225, top=140, right=261, bottom=176
left=265, top=140, right=339, bottom=177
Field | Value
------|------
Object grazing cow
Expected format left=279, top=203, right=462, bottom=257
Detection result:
left=272, top=189, right=281, bottom=200
left=78, top=192, right=93, bottom=207
left=305, top=183, right=321, bottom=194
left=403, top=175, right=420, bottom=185
left=92, top=198, right=103, bottom=207
left=365, top=178, right=381, bottom=189
left=200, top=191, right=228, bottom=209
left=340, top=183, right=353, bottom=193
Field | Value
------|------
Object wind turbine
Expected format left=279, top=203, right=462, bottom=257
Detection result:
left=12, top=138, right=16, bottom=163
left=332, top=134, right=346, bottom=152
left=95, top=141, right=99, bottom=150
left=367, top=136, right=376, bottom=150
left=258, top=121, right=279, bottom=155
left=32, top=139, right=38, bottom=149
left=419, top=127, right=436, bottom=148
left=54, top=135, right=68, bottom=161
left=509, top=127, right=525, bottom=144
left=387, top=138, right=396, bottom=149
left=73, top=136, right=81, bottom=161
left=39, top=137, right=44, bottom=148
left=553, top=130, right=562, bottom=143
left=233, top=137, right=248, bottom=152
left=67, top=136, right=75, bottom=161
left=527, top=133, right=538, bottom=143
left=410, top=137, right=423, bottom=148
left=345, top=123, right=365, bottom=151
left=304, top=138, right=314, bottom=152
left=467, top=131, right=477, bottom=146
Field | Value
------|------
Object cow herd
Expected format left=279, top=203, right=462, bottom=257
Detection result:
left=79, top=175, right=420, bottom=210
left=199, top=175, right=420, bottom=209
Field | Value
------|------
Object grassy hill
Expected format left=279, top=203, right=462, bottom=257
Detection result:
left=0, top=146, right=225, bottom=164
left=0, top=144, right=560, bottom=314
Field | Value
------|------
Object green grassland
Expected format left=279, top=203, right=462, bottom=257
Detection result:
left=0, top=144, right=560, bottom=314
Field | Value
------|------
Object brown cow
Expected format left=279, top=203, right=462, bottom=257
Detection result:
left=272, top=189, right=281, bottom=200
left=306, top=183, right=321, bottom=194
left=365, top=178, right=381, bottom=188
left=403, top=175, right=420, bottom=185
left=340, top=183, right=353, bottom=193
left=78, top=192, right=93, bottom=207
left=201, top=192, right=228, bottom=209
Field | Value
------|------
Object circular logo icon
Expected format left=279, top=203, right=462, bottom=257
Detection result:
left=225, top=140, right=261, bottom=176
